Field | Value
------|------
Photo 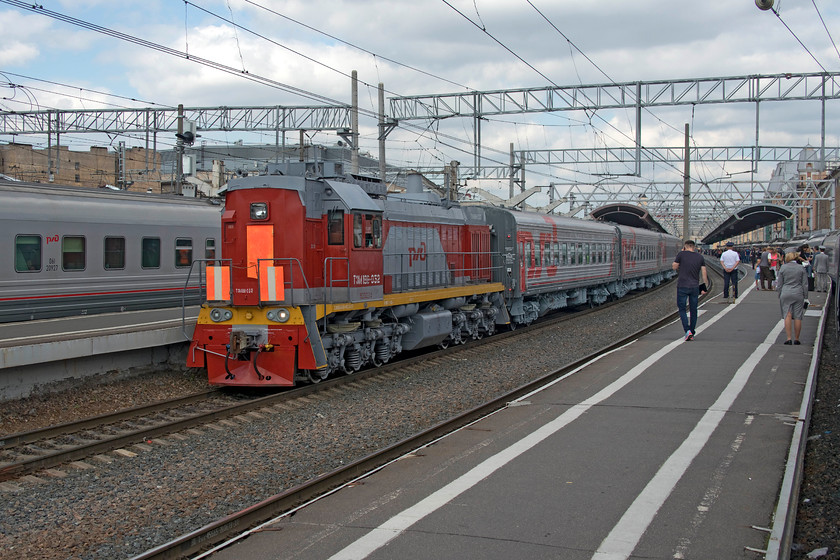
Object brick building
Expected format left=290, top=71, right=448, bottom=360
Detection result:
left=0, top=143, right=163, bottom=192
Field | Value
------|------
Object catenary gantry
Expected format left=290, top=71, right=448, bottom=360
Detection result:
left=2, top=72, right=838, bottom=240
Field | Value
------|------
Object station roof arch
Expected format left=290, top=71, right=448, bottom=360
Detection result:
left=590, top=203, right=669, bottom=233
left=700, top=204, right=793, bottom=245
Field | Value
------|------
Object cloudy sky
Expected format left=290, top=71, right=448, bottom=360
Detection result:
left=1, top=0, right=838, bottom=202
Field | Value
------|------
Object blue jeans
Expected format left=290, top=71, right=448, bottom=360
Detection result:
left=677, top=286, right=700, bottom=333
left=723, top=269, right=739, bottom=298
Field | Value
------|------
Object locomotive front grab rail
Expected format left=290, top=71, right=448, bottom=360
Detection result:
left=255, top=257, right=312, bottom=308
left=181, top=258, right=234, bottom=340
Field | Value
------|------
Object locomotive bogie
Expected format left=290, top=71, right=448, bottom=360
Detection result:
left=189, top=282, right=510, bottom=386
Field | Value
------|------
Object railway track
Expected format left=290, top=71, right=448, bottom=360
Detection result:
left=0, top=278, right=692, bottom=486
left=0, top=390, right=247, bottom=481
left=127, top=280, right=715, bottom=560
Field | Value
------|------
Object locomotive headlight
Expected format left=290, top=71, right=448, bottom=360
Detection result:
left=250, top=202, right=268, bottom=220
left=209, top=308, right=233, bottom=322
left=266, top=308, right=290, bottom=323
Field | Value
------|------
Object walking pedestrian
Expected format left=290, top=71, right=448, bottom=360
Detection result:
left=777, top=252, right=809, bottom=345
left=672, top=240, right=709, bottom=341
left=758, top=247, right=772, bottom=290
left=813, top=246, right=830, bottom=293
left=769, top=247, right=780, bottom=288
left=720, top=241, right=740, bottom=303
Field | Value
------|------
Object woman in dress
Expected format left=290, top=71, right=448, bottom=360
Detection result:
left=776, top=252, right=809, bottom=345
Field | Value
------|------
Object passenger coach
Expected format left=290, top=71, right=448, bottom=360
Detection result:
left=1, top=181, right=221, bottom=322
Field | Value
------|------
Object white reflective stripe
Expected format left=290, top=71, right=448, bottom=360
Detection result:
left=266, top=266, right=277, bottom=301
left=210, top=267, right=224, bottom=300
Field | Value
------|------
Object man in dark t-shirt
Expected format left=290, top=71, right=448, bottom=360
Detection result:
left=672, top=240, right=709, bottom=341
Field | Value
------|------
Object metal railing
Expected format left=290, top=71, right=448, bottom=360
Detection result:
left=384, top=250, right=501, bottom=293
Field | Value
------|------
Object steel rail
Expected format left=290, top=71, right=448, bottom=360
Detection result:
left=0, top=390, right=219, bottom=449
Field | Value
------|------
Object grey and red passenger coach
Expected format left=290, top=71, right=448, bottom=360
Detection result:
left=186, top=162, right=681, bottom=387
left=1, top=180, right=220, bottom=323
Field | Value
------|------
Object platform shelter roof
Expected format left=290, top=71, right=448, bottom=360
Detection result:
left=700, top=204, right=793, bottom=245
left=590, top=203, right=669, bottom=233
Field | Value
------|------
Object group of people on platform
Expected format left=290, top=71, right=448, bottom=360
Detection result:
left=671, top=240, right=830, bottom=345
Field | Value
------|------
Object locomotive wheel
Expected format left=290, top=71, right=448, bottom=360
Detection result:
left=508, top=322, right=517, bottom=331
left=438, top=337, right=450, bottom=350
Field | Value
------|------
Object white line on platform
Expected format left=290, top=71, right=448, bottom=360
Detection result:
left=592, top=322, right=782, bottom=560
left=327, top=289, right=762, bottom=560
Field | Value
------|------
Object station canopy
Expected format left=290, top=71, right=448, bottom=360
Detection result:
left=591, top=203, right=669, bottom=234
left=700, top=204, right=793, bottom=245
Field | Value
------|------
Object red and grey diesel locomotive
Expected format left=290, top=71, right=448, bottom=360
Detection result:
left=186, top=162, right=681, bottom=387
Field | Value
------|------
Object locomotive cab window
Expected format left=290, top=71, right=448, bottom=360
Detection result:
left=328, top=209, right=344, bottom=245
left=15, top=235, right=41, bottom=272
left=142, top=237, right=161, bottom=269
left=175, top=238, right=193, bottom=268
left=62, top=236, right=86, bottom=271
left=353, top=214, right=363, bottom=248
left=371, top=215, right=382, bottom=248
left=104, top=237, right=125, bottom=270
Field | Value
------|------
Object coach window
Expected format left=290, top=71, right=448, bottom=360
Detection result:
left=560, top=243, right=567, bottom=265
left=205, top=238, right=216, bottom=262
left=524, top=242, right=531, bottom=268
left=142, top=237, right=161, bottom=268
left=328, top=209, right=344, bottom=245
left=62, top=236, right=86, bottom=271
left=15, top=235, right=41, bottom=272
left=104, top=237, right=125, bottom=270
left=175, top=238, right=193, bottom=268
left=534, top=241, right=541, bottom=266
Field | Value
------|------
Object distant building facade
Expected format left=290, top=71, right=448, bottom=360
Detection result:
left=0, top=142, right=163, bottom=192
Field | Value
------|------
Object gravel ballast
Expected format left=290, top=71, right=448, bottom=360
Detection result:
left=0, top=285, right=837, bottom=559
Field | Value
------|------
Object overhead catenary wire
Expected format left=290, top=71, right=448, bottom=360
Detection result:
left=439, top=0, right=687, bottom=182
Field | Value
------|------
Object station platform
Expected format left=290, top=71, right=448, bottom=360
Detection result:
left=206, top=278, right=826, bottom=560
left=0, top=307, right=198, bottom=400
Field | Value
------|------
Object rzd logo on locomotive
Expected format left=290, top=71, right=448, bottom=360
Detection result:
left=407, top=242, right=427, bottom=267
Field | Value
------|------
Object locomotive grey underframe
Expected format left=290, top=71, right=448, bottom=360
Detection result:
left=296, top=290, right=508, bottom=381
